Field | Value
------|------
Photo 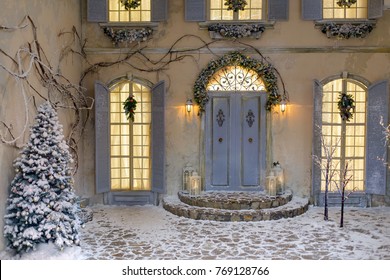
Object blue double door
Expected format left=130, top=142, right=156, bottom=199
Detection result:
left=205, top=93, right=263, bottom=191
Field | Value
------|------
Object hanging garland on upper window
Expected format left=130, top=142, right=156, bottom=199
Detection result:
left=337, top=92, right=355, bottom=122
left=120, top=0, right=141, bottom=10
left=224, top=0, right=248, bottom=12
left=123, top=95, right=138, bottom=122
left=336, top=0, right=357, bottom=8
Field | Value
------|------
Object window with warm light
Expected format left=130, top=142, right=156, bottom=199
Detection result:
left=323, top=0, right=368, bottom=19
left=209, top=0, right=263, bottom=21
left=321, top=79, right=366, bottom=192
left=109, top=0, right=151, bottom=22
left=207, top=65, right=265, bottom=91
left=110, top=81, right=151, bottom=191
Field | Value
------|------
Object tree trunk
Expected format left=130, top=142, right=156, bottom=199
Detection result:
left=340, top=188, right=345, bottom=228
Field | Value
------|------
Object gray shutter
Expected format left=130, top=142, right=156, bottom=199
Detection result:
left=368, top=0, right=383, bottom=19
left=366, top=80, right=388, bottom=195
left=302, top=0, right=323, bottom=20
left=95, top=81, right=110, bottom=194
left=151, top=81, right=166, bottom=194
left=151, top=0, right=168, bottom=22
left=185, top=0, right=206, bottom=21
left=268, top=0, right=289, bottom=21
left=87, top=0, right=108, bottom=22
left=312, top=80, right=323, bottom=203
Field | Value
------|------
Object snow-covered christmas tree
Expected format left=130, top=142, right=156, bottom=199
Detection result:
left=4, top=101, right=81, bottom=253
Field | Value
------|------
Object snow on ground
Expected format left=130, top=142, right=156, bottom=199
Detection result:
left=1, top=204, right=389, bottom=260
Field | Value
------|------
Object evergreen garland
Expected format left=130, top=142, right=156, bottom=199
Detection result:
left=193, top=52, right=280, bottom=113
left=224, top=0, right=248, bottom=12
left=3, top=102, right=81, bottom=253
left=123, top=95, right=137, bottom=122
left=120, top=0, right=141, bottom=10
left=338, top=92, right=355, bottom=121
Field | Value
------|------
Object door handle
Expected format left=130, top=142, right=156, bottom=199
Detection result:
left=248, top=138, right=253, bottom=143
left=218, top=138, right=223, bottom=143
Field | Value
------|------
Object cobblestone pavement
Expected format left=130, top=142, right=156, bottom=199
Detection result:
left=79, top=204, right=390, bottom=260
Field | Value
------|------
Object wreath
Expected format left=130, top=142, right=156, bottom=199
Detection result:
left=123, top=95, right=137, bottom=122
left=337, top=92, right=355, bottom=122
left=224, top=0, right=247, bottom=12
left=120, top=0, right=141, bottom=10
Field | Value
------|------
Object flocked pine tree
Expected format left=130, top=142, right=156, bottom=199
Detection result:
left=4, top=101, right=81, bottom=253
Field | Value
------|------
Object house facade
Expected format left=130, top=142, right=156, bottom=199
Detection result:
left=1, top=0, right=390, bottom=250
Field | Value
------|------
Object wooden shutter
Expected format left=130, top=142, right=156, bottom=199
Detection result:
left=366, top=80, right=388, bottom=195
left=312, top=80, right=323, bottom=203
left=151, top=81, right=166, bottom=194
left=185, top=0, right=206, bottom=21
left=268, top=0, right=289, bottom=21
left=95, top=81, right=110, bottom=194
left=87, top=0, right=108, bottom=22
left=368, top=0, right=384, bottom=19
left=151, top=0, right=168, bottom=22
left=302, top=0, right=323, bottom=20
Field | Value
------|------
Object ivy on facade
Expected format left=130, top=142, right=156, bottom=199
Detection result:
left=103, top=26, right=153, bottom=46
left=321, top=22, right=374, bottom=39
left=208, top=23, right=265, bottom=39
left=194, top=52, right=280, bottom=113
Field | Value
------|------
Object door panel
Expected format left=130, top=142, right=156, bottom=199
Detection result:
left=242, top=97, right=260, bottom=186
left=212, top=97, right=229, bottom=186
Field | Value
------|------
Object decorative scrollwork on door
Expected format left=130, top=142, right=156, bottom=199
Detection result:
left=246, top=109, right=255, bottom=127
left=216, top=109, right=225, bottom=127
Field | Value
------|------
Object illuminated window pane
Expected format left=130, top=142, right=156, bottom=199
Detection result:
left=109, top=0, right=151, bottom=22
left=210, top=0, right=262, bottom=21
left=321, top=79, right=366, bottom=192
left=323, top=0, right=367, bottom=19
left=109, top=80, right=152, bottom=191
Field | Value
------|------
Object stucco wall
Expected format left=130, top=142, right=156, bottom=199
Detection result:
left=81, top=0, right=390, bottom=201
left=0, top=0, right=82, bottom=251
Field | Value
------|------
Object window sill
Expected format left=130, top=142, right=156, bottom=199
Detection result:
left=199, top=21, right=275, bottom=40
left=315, top=19, right=376, bottom=39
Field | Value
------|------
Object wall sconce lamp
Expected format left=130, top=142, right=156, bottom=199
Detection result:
left=186, top=98, right=193, bottom=113
left=280, top=99, right=287, bottom=113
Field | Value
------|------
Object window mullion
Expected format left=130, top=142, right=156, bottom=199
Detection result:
left=129, top=83, right=134, bottom=190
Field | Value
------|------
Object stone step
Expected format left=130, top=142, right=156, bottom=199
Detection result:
left=178, top=190, right=293, bottom=210
left=163, top=194, right=309, bottom=222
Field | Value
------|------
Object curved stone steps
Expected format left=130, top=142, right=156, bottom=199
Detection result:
left=163, top=194, right=309, bottom=222
left=178, top=190, right=293, bottom=210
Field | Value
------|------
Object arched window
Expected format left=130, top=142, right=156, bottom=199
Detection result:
left=109, top=81, right=151, bottom=191
left=321, top=78, right=366, bottom=192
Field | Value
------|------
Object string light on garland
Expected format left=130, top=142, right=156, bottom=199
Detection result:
left=224, top=0, right=248, bottom=12
left=336, top=0, right=357, bottom=8
left=120, top=0, right=141, bottom=10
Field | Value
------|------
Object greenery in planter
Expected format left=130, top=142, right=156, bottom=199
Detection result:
left=224, top=0, right=248, bottom=12
left=120, top=0, right=141, bottom=10
left=338, top=92, right=355, bottom=121
left=321, top=22, right=374, bottom=39
left=208, top=23, right=265, bottom=39
left=103, top=27, right=153, bottom=46
left=123, top=95, right=137, bottom=122
left=193, top=52, right=280, bottom=113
